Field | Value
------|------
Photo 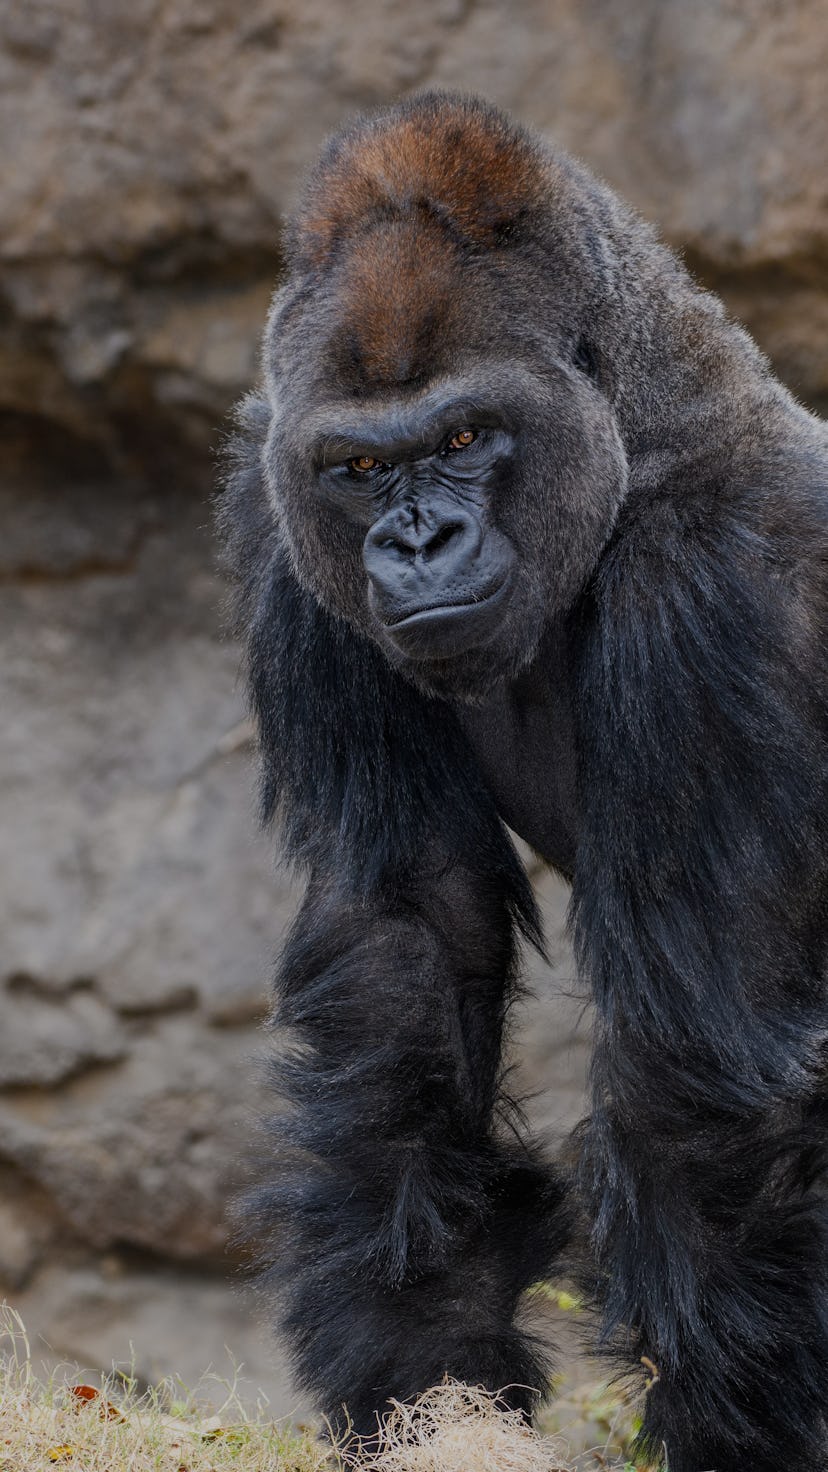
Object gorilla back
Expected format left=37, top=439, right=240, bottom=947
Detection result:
left=218, top=93, right=828, bottom=1472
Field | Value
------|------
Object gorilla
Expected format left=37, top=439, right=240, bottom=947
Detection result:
left=218, top=93, right=828, bottom=1472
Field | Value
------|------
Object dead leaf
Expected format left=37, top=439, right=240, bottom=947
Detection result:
left=69, top=1383, right=124, bottom=1420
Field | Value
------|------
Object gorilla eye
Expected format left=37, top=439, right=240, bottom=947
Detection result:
left=448, top=429, right=477, bottom=451
left=350, top=455, right=380, bottom=473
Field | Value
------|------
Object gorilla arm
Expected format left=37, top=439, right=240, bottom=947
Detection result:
left=264, top=855, right=566, bottom=1436
left=227, top=429, right=567, bottom=1433
left=571, top=484, right=828, bottom=1472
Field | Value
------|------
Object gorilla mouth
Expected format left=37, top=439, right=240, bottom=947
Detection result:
left=379, top=573, right=514, bottom=659
left=385, top=577, right=509, bottom=627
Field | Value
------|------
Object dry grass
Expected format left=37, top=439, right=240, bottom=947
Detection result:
left=0, top=1306, right=326, bottom=1472
left=337, top=1383, right=572, bottom=1472
left=0, top=1305, right=642, bottom=1472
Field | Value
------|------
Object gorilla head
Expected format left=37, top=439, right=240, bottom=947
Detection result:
left=260, top=94, right=628, bottom=699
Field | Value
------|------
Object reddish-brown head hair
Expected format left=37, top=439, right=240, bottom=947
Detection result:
left=290, top=92, right=549, bottom=271
left=287, top=93, right=550, bottom=388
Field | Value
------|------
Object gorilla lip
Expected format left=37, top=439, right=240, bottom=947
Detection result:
left=379, top=572, right=514, bottom=659
left=384, top=577, right=510, bottom=627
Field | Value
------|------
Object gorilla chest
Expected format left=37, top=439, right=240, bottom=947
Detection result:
left=457, top=645, right=579, bottom=879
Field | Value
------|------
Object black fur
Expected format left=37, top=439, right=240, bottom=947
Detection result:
left=222, top=414, right=569, bottom=1432
left=218, top=94, right=828, bottom=1470
left=571, top=471, right=828, bottom=1470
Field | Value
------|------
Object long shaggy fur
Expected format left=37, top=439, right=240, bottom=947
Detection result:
left=221, top=408, right=569, bottom=1435
left=218, top=92, right=828, bottom=1471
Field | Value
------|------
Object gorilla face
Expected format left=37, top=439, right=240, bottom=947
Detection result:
left=355, top=417, right=517, bottom=661
left=306, top=374, right=528, bottom=667
left=263, top=351, right=627, bottom=701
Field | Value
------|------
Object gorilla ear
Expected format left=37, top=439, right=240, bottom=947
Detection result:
left=573, top=335, right=601, bottom=384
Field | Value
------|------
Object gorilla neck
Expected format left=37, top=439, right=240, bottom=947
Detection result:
left=457, top=621, right=579, bottom=878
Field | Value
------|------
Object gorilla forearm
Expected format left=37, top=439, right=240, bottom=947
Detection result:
left=582, top=1088, right=827, bottom=1472
left=254, top=869, right=567, bottom=1432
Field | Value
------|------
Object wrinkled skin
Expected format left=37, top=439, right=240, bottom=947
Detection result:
left=220, top=92, right=828, bottom=1472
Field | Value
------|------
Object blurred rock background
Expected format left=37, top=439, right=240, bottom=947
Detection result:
left=1, top=0, right=826, bottom=1418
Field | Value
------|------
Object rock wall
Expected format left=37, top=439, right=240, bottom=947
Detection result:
left=0, top=477, right=300, bottom=1396
left=2, top=0, right=826, bottom=1415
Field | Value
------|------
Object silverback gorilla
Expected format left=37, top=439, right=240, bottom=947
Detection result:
left=218, top=94, right=828, bottom=1471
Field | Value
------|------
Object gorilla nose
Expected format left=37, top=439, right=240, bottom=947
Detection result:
left=363, top=503, right=489, bottom=628
left=364, top=503, right=481, bottom=574
left=363, top=499, right=516, bottom=659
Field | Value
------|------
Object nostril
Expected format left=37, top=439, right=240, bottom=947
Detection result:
left=423, top=521, right=464, bottom=559
left=366, top=528, right=416, bottom=559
